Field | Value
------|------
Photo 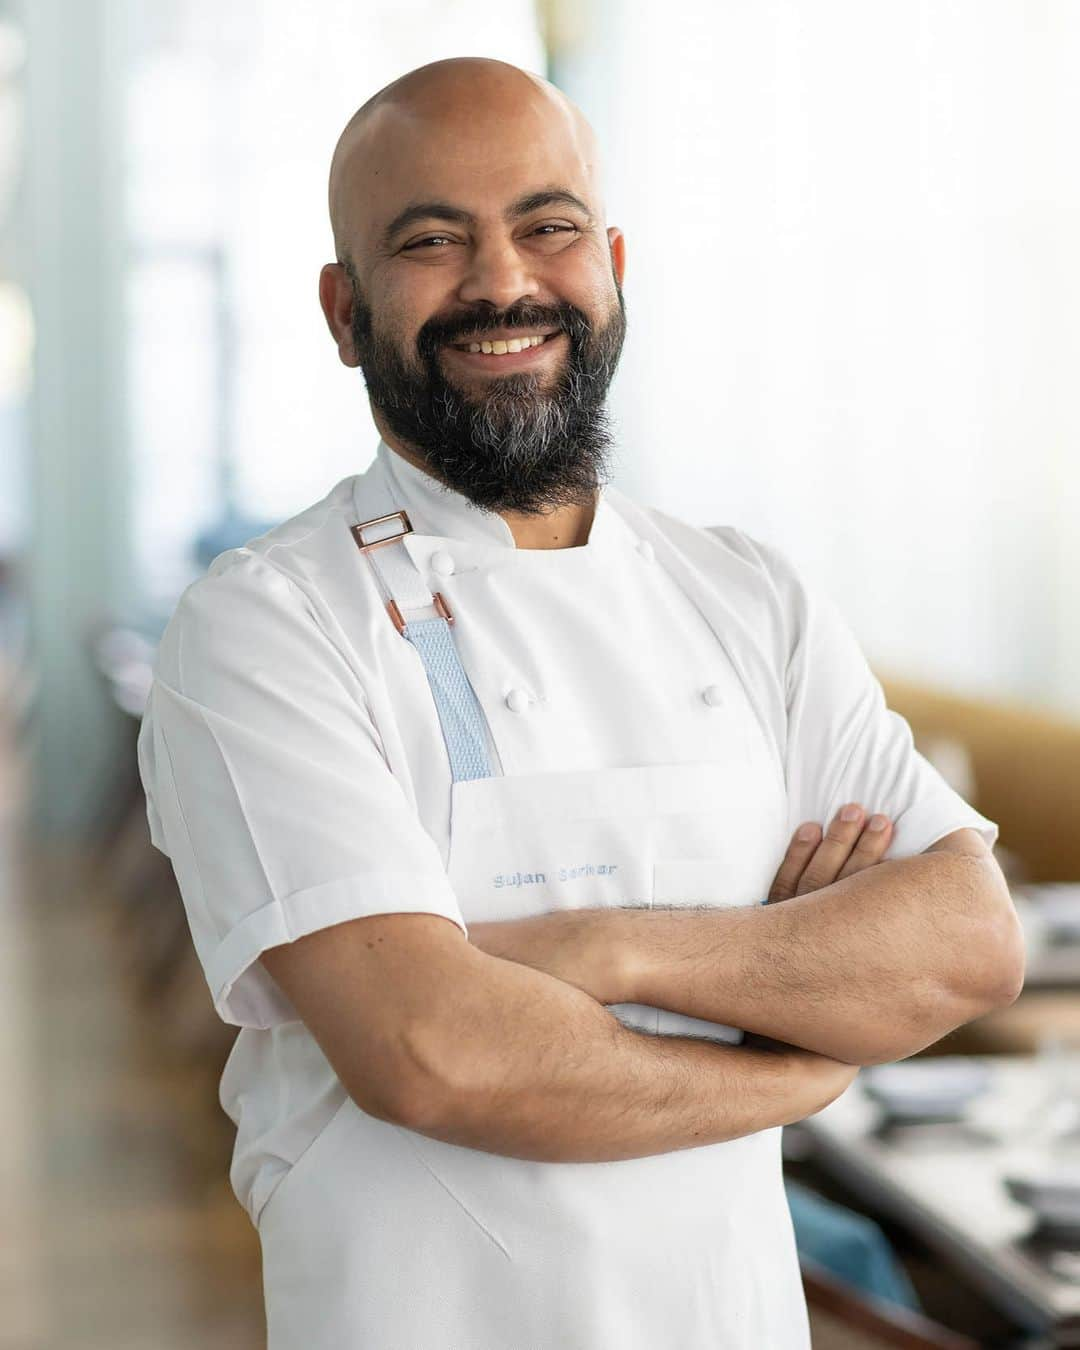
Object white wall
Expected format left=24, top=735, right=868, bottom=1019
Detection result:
left=558, top=0, right=1080, bottom=715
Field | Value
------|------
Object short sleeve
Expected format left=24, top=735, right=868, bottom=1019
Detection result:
left=752, top=538, right=998, bottom=858
left=136, top=551, right=468, bottom=1030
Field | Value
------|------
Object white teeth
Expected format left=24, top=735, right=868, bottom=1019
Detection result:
left=459, top=334, right=549, bottom=356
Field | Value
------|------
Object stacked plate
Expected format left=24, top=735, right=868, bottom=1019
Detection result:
left=1005, top=1171, right=1080, bottom=1235
left=861, top=1060, right=992, bottom=1123
left=1023, top=884, right=1080, bottom=943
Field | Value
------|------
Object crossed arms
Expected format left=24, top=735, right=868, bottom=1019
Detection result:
left=468, top=807, right=1025, bottom=1067
left=260, top=803, right=1025, bottom=1165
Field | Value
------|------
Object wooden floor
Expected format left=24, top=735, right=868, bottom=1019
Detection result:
left=0, top=723, right=264, bottom=1348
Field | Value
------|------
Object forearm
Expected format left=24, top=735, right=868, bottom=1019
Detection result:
left=404, top=945, right=852, bottom=1162
left=618, top=850, right=1024, bottom=1065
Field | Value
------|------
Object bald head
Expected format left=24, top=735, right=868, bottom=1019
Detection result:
left=316, top=57, right=627, bottom=517
left=327, top=57, right=604, bottom=263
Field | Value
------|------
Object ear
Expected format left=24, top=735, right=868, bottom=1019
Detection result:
left=607, top=227, right=626, bottom=287
left=318, top=262, right=361, bottom=368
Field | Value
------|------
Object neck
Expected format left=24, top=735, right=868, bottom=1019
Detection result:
left=376, top=421, right=598, bottom=551
left=500, top=498, right=598, bottom=550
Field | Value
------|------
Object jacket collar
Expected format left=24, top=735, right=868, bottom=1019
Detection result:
left=364, top=436, right=622, bottom=556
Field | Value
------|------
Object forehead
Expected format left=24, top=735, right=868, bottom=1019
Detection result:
left=341, top=98, right=600, bottom=251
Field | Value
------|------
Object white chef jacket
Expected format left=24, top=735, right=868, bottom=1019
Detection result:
left=137, top=437, right=997, bottom=1348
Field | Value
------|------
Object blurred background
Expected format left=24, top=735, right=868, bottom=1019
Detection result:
left=2, top=1, right=1079, bottom=1346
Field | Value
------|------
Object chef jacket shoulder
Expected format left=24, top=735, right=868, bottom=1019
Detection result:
left=139, top=473, right=470, bottom=1031
left=627, top=492, right=894, bottom=688
left=619, top=499, right=998, bottom=857
left=153, top=474, right=390, bottom=695
left=615, top=496, right=806, bottom=674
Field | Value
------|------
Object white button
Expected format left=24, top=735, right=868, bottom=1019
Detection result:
left=430, top=550, right=455, bottom=577
left=505, top=687, right=530, bottom=713
left=637, top=539, right=655, bottom=562
left=702, top=685, right=725, bottom=707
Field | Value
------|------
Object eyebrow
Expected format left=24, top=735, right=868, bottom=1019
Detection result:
left=379, top=188, right=594, bottom=248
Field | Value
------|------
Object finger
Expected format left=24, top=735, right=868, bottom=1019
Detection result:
left=767, top=822, right=823, bottom=903
left=794, top=803, right=868, bottom=895
left=835, top=814, right=894, bottom=880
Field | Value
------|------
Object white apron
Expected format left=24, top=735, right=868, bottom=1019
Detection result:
left=257, top=488, right=811, bottom=1349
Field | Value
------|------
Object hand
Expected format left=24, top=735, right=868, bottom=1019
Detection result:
left=470, top=801, right=896, bottom=1007
left=767, top=802, right=894, bottom=903
left=467, top=908, right=626, bottom=1006
left=745, top=805, right=894, bottom=1089
left=781, top=1042, right=862, bottom=1108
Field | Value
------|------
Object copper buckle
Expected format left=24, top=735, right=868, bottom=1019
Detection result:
left=350, top=510, right=414, bottom=552
left=350, top=510, right=454, bottom=635
left=386, top=590, right=454, bottom=636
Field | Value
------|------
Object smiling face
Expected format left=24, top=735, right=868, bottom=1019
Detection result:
left=320, top=59, right=627, bottom=514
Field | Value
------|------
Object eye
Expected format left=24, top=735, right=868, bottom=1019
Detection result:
left=400, top=223, right=579, bottom=253
left=530, top=224, right=579, bottom=241
left=402, top=235, right=457, bottom=251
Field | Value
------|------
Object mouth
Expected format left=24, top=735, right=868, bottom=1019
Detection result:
left=442, top=329, right=565, bottom=371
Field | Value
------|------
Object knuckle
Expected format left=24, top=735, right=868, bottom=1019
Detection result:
left=840, top=840, right=887, bottom=876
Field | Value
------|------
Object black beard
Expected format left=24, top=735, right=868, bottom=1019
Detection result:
left=347, top=272, right=627, bottom=515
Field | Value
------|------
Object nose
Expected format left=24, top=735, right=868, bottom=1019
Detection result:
left=456, top=233, right=541, bottom=311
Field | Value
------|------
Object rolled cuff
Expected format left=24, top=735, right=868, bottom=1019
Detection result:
left=890, top=801, right=999, bottom=860
left=205, top=872, right=469, bottom=1029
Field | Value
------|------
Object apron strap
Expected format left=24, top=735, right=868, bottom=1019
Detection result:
left=350, top=507, right=495, bottom=784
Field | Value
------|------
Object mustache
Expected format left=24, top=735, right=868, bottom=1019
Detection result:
left=417, top=302, right=592, bottom=354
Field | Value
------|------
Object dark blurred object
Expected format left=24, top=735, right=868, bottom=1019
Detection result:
left=87, top=617, right=236, bottom=1180
left=798, top=1056, right=1080, bottom=1348
left=802, top=1254, right=979, bottom=1348
left=84, top=507, right=277, bottom=1165
left=86, top=620, right=156, bottom=879
left=0, top=551, right=36, bottom=738
left=789, top=1178, right=924, bottom=1311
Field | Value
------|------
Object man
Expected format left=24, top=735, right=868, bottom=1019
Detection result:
left=137, top=57, right=1024, bottom=1349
